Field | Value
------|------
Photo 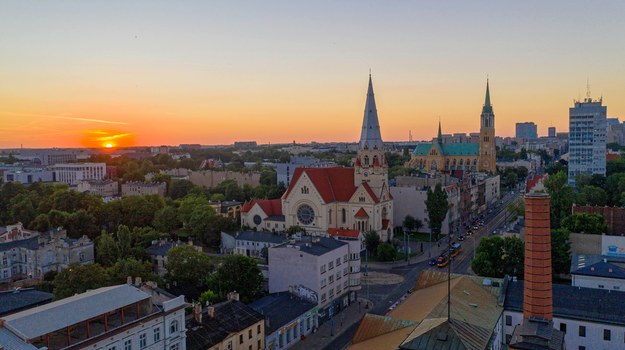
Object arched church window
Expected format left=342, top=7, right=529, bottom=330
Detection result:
left=342, top=209, right=346, bottom=224
left=473, top=159, right=477, bottom=165
left=364, top=156, right=369, bottom=166
left=452, top=159, right=457, bottom=166
left=382, top=207, right=388, bottom=220
left=328, top=209, right=332, bottom=225
left=459, top=159, right=464, bottom=166
left=373, top=155, right=379, bottom=166
left=431, top=160, right=437, bottom=170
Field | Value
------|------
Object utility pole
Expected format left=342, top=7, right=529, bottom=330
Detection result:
left=447, top=229, right=451, bottom=321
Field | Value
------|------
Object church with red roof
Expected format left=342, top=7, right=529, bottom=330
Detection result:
left=242, top=75, right=394, bottom=242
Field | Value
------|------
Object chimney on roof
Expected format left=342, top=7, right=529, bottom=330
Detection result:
left=134, top=277, right=142, bottom=286
left=227, top=291, right=240, bottom=302
left=193, top=303, right=203, bottom=323
left=127, top=276, right=133, bottom=285
left=523, top=193, right=553, bottom=320
left=207, top=306, right=215, bottom=318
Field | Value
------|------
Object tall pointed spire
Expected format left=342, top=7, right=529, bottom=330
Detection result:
left=359, top=74, right=383, bottom=150
left=482, top=78, right=493, bottom=114
left=437, top=118, right=443, bottom=144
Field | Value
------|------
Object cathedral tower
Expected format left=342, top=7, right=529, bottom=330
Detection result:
left=479, top=79, right=496, bottom=173
left=355, top=74, right=388, bottom=191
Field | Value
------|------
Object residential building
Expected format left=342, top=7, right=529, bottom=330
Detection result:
left=209, top=200, right=242, bottom=219
left=568, top=96, right=607, bottom=187
left=349, top=270, right=504, bottom=350
left=0, top=288, right=53, bottom=317
left=234, top=141, right=258, bottom=149
left=15, top=148, right=90, bottom=166
left=408, top=79, right=497, bottom=173
left=76, top=179, right=119, bottom=197
left=548, top=126, right=556, bottom=138
left=249, top=291, right=318, bottom=350
left=0, top=223, right=94, bottom=284
left=571, top=258, right=625, bottom=291
left=515, top=122, right=538, bottom=140
left=189, top=169, right=261, bottom=189
left=186, top=292, right=264, bottom=350
left=53, top=162, right=106, bottom=185
left=146, top=240, right=202, bottom=277
left=122, top=181, right=167, bottom=198
left=2, top=168, right=54, bottom=184
left=0, top=284, right=186, bottom=350
left=268, top=236, right=357, bottom=320
left=220, top=231, right=287, bottom=257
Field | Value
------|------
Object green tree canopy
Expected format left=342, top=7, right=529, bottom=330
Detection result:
left=152, top=206, right=180, bottom=233
left=426, top=183, right=449, bottom=239
left=364, top=230, right=380, bottom=254
left=96, top=232, right=119, bottom=266
left=544, top=171, right=574, bottom=228
left=471, top=236, right=524, bottom=279
left=402, top=215, right=422, bottom=233
left=108, top=258, right=156, bottom=284
left=166, top=245, right=212, bottom=286
left=205, top=255, right=263, bottom=303
left=576, top=185, right=608, bottom=206
left=53, top=263, right=111, bottom=300
left=561, top=213, right=607, bottom=234
left=376, top=243, right=397, bottom=261
left=551, top=229, right=571, bottom=275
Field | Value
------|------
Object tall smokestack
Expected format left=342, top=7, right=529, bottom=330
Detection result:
left=523, top=192, right=552, bottom=320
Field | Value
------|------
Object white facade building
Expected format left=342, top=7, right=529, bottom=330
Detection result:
left=53, top=162, right=106, bottom=185
left=568, top=97, right=607, bottom=187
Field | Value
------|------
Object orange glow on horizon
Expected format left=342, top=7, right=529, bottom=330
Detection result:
left=80, top=129, right=135, bottom=149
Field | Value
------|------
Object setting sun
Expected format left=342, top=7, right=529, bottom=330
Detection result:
left=104, top=143, right=113, bottom=148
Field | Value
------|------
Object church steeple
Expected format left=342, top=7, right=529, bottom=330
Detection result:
left=482, top=78, right=493, bottom=114
left=359, top=74, right=383, bottom=150
left=437, top=118, right=443, bottom=144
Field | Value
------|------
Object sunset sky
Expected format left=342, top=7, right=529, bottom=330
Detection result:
left=1, top=1, right=625, bottom=148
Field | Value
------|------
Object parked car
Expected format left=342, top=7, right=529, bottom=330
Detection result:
left=466, top=230, right=473, bottom=236
left=457, top=235, right=465, bottom=241
left=428, top=257, right=437, bottom=266
left=473, top=225, right=479, bottom=230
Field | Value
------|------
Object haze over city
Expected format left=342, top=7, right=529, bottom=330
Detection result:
left=2, top=0, right=625, bottom=148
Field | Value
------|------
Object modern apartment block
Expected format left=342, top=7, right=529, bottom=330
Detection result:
left=76, top=179, right=119, bottom=197
left=268, top=236, right=358, bottom=320
left=568, top=97, right=607, bottom=187
left=0, top=284, right=186, bottom=350
left=515, top=122, right=538, bottom=140
left=52, top=162, right=106, bottom=185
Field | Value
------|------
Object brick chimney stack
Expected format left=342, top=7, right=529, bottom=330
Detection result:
left=523, top=192, right=552, bottom=320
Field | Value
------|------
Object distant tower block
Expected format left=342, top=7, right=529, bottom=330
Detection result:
left=523, top=192, right=553, bottom=320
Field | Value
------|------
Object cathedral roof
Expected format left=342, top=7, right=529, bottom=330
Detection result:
left=284, top=167, right=357, bottom=203
left=361, top=182, right=380, bottom=204
left=482, top=78, right=493, bottom=114
left=241, top=199, right=282, bottom=217
left=412, top=143, right=479, bottom=157
left=359, top=75, right=384, bottom=151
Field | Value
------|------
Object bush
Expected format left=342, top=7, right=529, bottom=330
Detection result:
left=377, top=243, right=397, bottom=261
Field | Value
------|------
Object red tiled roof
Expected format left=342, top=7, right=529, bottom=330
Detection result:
left=361, top=182, right=380, bottom=203
left=327, top=228, right=360, bottom=238
left=241, top=202, right=254, bottom=213
left=243, top=199, right=282, bottom=216
left=607, top=153, right=621, bottom=161
left=382, top=219, right=390, bottom=230
left=525, top=175, right=544, bottom=193
left=284, top=167, right=357, bottom=203
left=354, top=208, right=369, bottom=217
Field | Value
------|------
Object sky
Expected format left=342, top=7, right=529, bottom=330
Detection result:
left=1, top=1, right=625, bottom=148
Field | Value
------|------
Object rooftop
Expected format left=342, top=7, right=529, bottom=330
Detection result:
left=234, top=231, right=288, bottom=245
left=0, top=288, right=53, bottom=317
left=273, top=236, right=347, bottom=256
left=186, top=300, right=264, bottom=350
left=571, top=260, right=625, bottom=279
left=146, top=240, right=190, bottom=257
left=248, top=292, right=316, bottom=334
left=504, top=280, right=625, bottom=326
left=1, top=284, right=150, bottom=340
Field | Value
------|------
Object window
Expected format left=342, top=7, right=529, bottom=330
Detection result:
left=329, top=275, right=334, bottom=284
left=124, top=339, right=132, bottom=350
left=328, top=261, right=334, bottom=270
left=321, top=293, right=326, bottom=302
left=320, top=264, right=326, bottom=274
left=257, top=324, right=261, bottom=334
left=258, top=339, right=261, bottom=350
left=227, top=341, right=233, bottom=350
left=342, top=209, right=346, bottom=223
left=321, top=278, right=326, bottom=288
left=579, top=325, right=586, bottom=337
left=140, top=333, right=147, bottom=349
left=170, top=344, right=180, bottom=350
left=170, top=320, right=179, bottom=334
left=240, top=334, right=244, bottom=344
left=505, top=315, right=512, bottom=326
left=108, top=346, right=117, bottom=350
left=249, top=329, right=252, bottom=339
left=604, top=329, right=611, bottom=341
left=560, top=323, right=566, bottom=333
left=149, top=327, right=159, bottom=342
left=579, top=346, right=586, bottom=350
left=336, top=258, right=341, bottom=266
left=599, top=284, right=605, bottom=289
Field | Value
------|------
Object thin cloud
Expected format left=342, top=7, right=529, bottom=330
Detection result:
left=1, top=111, right=129, bottom=125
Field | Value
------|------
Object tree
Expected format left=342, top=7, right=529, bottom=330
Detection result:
left=519, top=148, right=528, bottom=160
left=471, top=236, right=524, bottom=279
left=544, top=171, right=574, bottom=228
left=168, top=180, right=198, bottom=200
left=426, top=183, right=449, bottom=240
left=205, top=255, right=263, bottom=303
left=551, top=229, right=571, bottom=275
left=116, top=225, right=133, bottom=258
left=286, top=225, right=306, bottom=236
left=96, top=232, right=119, bottom=266
left=505, top=172, right=518, bottom=189
left=198, top=289, right=219, bottom=306
left=364, top=230, right=380, bottom=254
left=376, top=243, right=397, bottom=261
left=108, top=258, right=156, bottom=284
left=30, top=213, right=51, bottom=232
left=561, top=213, right=607, bottom=234
left=607, top=157, right=625, bottom=176
left=576, top=185, right=607, bottom=206
left=187, top=206, right=218, bottom=244
left=8, top=194, right=36, bottom=227
left=65, top=209, right=99, bottom=239
left=53, top=263, right=111, bottom=299
left=166, top=245, right=212, bottom=286
left=402, top=215, right=422, bottom=233
left=152, top=206, right=180, bottom=233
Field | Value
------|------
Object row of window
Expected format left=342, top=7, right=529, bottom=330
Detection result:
left=506, top=316, right=622, bottom=344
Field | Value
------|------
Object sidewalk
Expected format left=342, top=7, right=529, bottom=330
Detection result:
left=365, top=239, right=450, bottom=270
left=289, top=297, right=371, bottom=350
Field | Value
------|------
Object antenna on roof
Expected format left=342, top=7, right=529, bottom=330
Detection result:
left=586, top=78, right=591, bottom=100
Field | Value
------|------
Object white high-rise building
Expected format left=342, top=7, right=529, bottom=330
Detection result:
left=53, top=162, right=106, bottom=185
left=568, top=97, right=607, bottom=187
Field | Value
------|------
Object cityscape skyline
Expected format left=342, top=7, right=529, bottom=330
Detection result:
left=2, top=1, right=625, bottom=148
